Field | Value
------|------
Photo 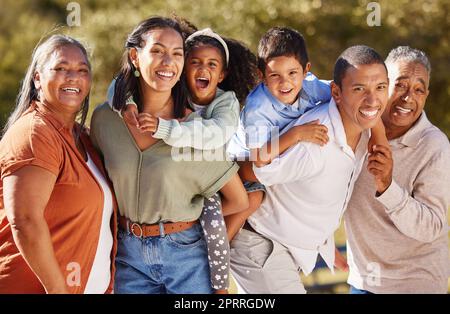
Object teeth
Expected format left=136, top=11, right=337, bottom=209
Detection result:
left=156, top=71, right=175, bottom=78
left=360, top=109, right=378, bottom=117
left=395, top=106, right=413, bottom=114
left=280, top=89, right=292, bottom=93
left=197, top=78, right=209, bottom=81
left=62, top=87, right=80, bottom=93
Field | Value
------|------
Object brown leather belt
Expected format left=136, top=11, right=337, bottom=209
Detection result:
left=119, top=216, right=197, bottom=238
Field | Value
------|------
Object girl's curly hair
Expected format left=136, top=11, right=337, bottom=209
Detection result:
left=220, top=37, right=259, bottom=105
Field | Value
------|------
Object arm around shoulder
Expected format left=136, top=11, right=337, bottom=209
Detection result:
left=153, top=91, right=240, bottom=149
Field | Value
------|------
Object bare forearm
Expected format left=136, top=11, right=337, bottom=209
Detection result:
left=254, top=129, right=298, bottom=167
left=11, top=218, right=68, bottom=294
left=371, top=119, right=389, bottom=147
left=221, top=197, right=247, bottom=216
left=220, top=175, right=249, bottom=216
left=225, top=210, right=252, bottom=241
left=225, top=191, right=263, bottom=241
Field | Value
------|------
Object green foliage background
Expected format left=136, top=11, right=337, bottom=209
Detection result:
left=1, top=0, right=449, bottom=136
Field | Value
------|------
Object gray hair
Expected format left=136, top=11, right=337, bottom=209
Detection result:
left=385, top=46, right=431, bottom=75
left=3, top=34, right=91, bottom=140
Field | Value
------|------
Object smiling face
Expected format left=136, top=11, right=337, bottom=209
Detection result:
left=332, top=63, right=389, bottom=134
left=263, top=55, right=309, bottom=105
left=382, top=61, right=430, bottom=139
left=185, top=44, right=226, bottom=105
left=34, top=45, right=91, bottom=115
left=132, top=27, right=184, bottom=94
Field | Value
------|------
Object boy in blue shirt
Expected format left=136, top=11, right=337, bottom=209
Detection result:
left=225, top=27, right=333, bottom=240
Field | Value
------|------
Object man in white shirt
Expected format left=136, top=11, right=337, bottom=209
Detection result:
left=230, top=45, right=390, bottom=293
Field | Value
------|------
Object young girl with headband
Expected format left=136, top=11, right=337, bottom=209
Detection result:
left=107, top=27, right=258, bottom=293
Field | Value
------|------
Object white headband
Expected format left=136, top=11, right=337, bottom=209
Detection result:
left=185, top=28, right=229, bottom=66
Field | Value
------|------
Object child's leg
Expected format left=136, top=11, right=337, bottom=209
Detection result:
left=200, top=193, right=230, bottom=292
left=225, top=190, right=264, bottom=241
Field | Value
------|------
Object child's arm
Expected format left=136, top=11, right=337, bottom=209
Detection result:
left=152, top=91, right=240, bottom=149
left=253, top=119, right=328, bottom=168
left=122, top=103, right=237, bottom=149
left=368, top=119, right=389, bottom=153
left=108, top=80, right=239, bottom=150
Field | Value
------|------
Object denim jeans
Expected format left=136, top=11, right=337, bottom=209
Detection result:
left=243, top=181, right=267, bottom=194
left=350, top=285, right=374, bottom=294
left=114, top=222, right=213, bottom=294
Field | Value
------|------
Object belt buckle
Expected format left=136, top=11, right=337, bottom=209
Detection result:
left=130, top=222, right=143, bottom=238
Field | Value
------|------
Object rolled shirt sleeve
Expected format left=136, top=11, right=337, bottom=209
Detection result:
left=1, top=118, right=62, bottom=179
left=200, top=161, right=240, bottom=198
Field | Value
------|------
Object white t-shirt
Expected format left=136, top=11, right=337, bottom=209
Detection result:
left=84, top=153, right=114, bottom=294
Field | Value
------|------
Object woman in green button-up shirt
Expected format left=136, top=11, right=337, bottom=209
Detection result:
left=91, top=16, right=242, bottom=294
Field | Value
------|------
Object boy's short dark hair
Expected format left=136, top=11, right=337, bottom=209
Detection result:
left=333, top=45, right=387, bottom=88
left=257, top=27, right=309, bottom=73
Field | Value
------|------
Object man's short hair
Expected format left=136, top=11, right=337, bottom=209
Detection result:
left=385, top=46, right=431, bottom=75
left=333, top=45, right=387, bottom=88
left=257, top=27, right=309, bottom=73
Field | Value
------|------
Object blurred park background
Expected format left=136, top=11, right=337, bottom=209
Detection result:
left=0, top=0, right=449, bottom=293
left=1, top=0, right=450, bottom=135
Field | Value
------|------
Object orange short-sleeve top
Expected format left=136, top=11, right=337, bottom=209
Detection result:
left=0, top=101, right=117, bottom=294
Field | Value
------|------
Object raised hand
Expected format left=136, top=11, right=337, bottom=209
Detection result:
left=294, top=119, right=329, bottom=146
left=137, top=113, right=159, bottom=134
left=122, top=104, right=139, bottom=128
left=367, top=144, right=393, bottom=195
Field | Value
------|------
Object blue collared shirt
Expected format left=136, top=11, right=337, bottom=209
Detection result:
left=241, top=72, right=331, bottom=149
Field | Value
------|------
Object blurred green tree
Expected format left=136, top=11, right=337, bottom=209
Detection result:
left=1, top=0, right=449, bottom=136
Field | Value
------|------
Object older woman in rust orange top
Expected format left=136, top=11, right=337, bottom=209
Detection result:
left=0, top=35, right=118, bottom=294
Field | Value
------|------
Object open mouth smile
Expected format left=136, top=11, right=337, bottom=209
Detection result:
left=394, top=105, right=414, bottom=115
left=60, top=87, right=81, bottom=94
left=279, top=88, right=293, bottom=95
left=195, top=77, right=210, bottom=89
left=156, top=71, right=176, bottom=80
left=359, top=108, right=379, bottom=119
